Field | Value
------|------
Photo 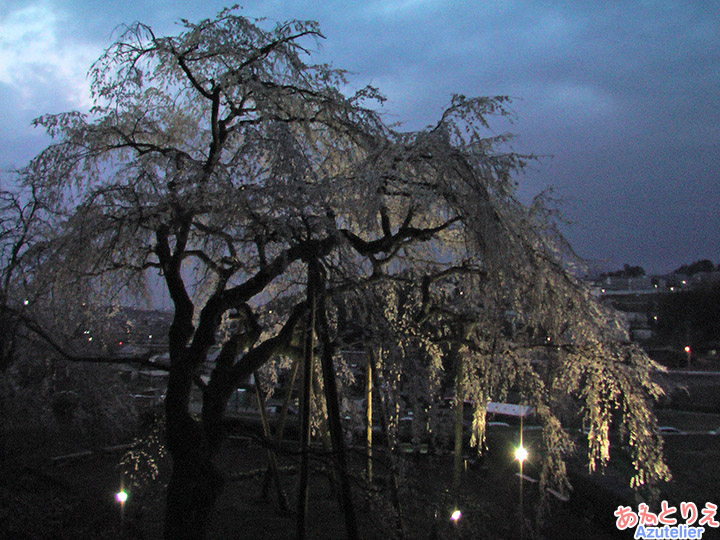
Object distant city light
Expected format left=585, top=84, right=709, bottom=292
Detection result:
left=515, top=445, right=528, bottom=463
left=684, top=346, right=691, bottom=354
left=115, top=490, right=128, bottom=504
left=23, top=299, right=29, bottom=306
left=450, top=509, right=462, bottom=522
left=119, top=341, right=123, bottom=346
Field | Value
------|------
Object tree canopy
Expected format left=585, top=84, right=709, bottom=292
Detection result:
left=6, top=7, right=670, bottom=539
left=673, top=259, right=716, bottom=276
left=601, top=264, right=646, bottom=279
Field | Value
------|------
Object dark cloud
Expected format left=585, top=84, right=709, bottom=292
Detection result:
left=2, top=0, right=718, bottom=273
left=0, top=85, right=51, bottom=169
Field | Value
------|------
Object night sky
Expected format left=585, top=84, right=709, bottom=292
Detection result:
left=1, top=1, right=718, bottom=274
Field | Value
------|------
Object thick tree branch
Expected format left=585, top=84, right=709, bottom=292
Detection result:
left=221, top=236, right=335, bottom=309
left=229, top=299, right=307, bottom=384
left=341, top=216, right=461, bottom=256
left=5, top=306, right=161, bottom=369
left=155, top=225, right=194, bottom=349
left=176, top=53, right=214, bottom=99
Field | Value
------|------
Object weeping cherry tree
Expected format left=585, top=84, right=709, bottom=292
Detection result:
left=16, top=7, right=669, bottom=539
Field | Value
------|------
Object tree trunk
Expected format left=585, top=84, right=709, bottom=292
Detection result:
left=316, top=270, right=359, bottom=540
left=164, top=390, right=224, bottom=540
left=164, top=346, right=224, bottom=539
left=0, top=311, right=19, bottom=371
left=165, top=450, right=224, bottom=540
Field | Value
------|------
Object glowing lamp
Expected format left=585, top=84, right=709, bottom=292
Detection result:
left=115, top=490, right=128, bottom=504
left=450, top=509, right=461, bottom=522
left=515, top=445, right=528, bottom=463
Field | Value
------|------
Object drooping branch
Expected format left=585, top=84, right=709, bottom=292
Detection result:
left=237, top=26, right=323, bottom=72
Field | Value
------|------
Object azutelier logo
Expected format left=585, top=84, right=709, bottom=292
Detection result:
left=614, top=501, right=718, bottom=539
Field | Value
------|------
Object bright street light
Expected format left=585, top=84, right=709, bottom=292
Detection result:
left=515, top=443, right=528, bottom=540
left=450, top=509, right=462, bottom=522
left=115, top=490, right=128, bottom=504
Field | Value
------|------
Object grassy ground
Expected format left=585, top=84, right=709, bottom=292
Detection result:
left=655, top=409, right=720, bottom=432
left=1, top=445, right=127, bottom=539
left=2, top=411, right=718, bottom=539
left=654, top=409, right=720, bottom=509
left=0, top=429, right=620, bottom=539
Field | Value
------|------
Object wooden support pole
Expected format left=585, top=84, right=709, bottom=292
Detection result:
left=262, top=356, right=300, bottom=499
left=254, top=371, right=289, bottom=511
left=296, top=264, right=318, bottom=540
left=313, top=367, right=338, bottom=497
left=275, top=356, right=301, bottom=443
left=366, top=359, right=373, bottom=483
left=453, top=351, right=465, bottom=494
left=368, top=349, right=405, bottom=539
